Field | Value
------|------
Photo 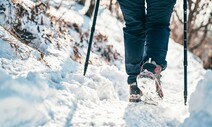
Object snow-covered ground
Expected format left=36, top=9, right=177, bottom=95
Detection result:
left=0, top=0, right=211, bottom=127
left=181, top=70, right=212, bottom=127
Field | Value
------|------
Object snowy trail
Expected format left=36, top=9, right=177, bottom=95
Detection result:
left=61, top=41, right=203, bottom=127
left=67, top=50, right=201, bottom=127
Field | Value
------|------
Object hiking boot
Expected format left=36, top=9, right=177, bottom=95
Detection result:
left=129, top=82, right=142, bottom=102
left=141, top=58, right=164, bottom=98
left=142, top=58, right=162, bottom=75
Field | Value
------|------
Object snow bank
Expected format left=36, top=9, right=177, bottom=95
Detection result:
left=0, top=68, right=50, bottom=127
left=181, top=70, right=212, bottom=127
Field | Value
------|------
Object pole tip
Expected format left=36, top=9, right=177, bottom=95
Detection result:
left=83, top=63, right=88, bottom=76
left=184, top=97, right=187, bottom=106
left=83, top=68, right=86, bottom=76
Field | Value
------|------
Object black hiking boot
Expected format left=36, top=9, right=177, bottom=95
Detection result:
left=129, top=82, right=142, bottom=102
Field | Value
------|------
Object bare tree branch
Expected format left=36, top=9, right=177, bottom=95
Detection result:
left=173, top=9, right=183, bottom=24
left=172, top=0, right=212, bottom=68
left=109, top=0, right=113, bottom=11
left=190, top=27, right=208, bottom=52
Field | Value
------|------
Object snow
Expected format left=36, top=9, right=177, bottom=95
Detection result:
left=0, top=0, right=211, bottom=127
left=181, top=70, right=212, bottom=127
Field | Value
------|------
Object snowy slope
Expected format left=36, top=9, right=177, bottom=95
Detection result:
left=0, top=0, right=212, bottom=127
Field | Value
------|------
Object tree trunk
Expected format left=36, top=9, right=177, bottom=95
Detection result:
left=85, top=0, right=95, bottom=17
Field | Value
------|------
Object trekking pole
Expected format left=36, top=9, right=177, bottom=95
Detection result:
left=83, top=0, right=100, bottom=76
left=183, top=0, right=188, bottom=105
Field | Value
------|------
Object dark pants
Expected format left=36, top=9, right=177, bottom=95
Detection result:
left=118, top=0, right=176, bottom=84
